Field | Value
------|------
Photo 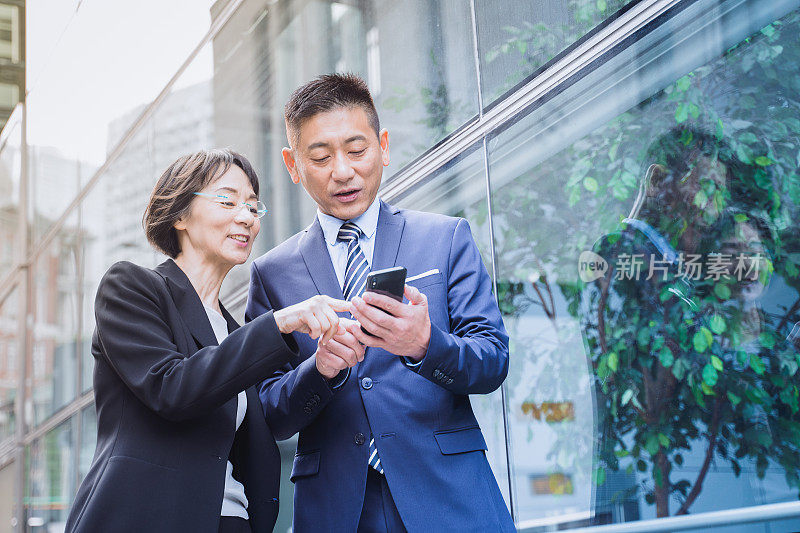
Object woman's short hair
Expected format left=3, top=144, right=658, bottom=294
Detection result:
left=143, top=149, right=259, bottom=258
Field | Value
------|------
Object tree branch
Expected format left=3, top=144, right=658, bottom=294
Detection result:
left=777, top=296, right=800, bottom=336
left=676, top=397, right=722, bottom=515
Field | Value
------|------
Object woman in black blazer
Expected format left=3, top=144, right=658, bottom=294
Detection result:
left=65, top=149, right=363, bottom=533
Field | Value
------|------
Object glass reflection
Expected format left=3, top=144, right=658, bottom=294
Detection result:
left=476, top=0, right=636, bottom=107
left=489, top=1, right=800, bottom=528
left=25, top=419, right=75, bottom=531
left=79, top=406, right=96, bottom=482
left=0, top=285, right=18, bottom=442
left=0, top=106, right=21, bottom=279
left=30, top=230, right=80, bottom=426
left=25, top=0, right=213, bottom=243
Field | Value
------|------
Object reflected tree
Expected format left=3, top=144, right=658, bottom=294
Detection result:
left=491, top=8, right=800, bottom=519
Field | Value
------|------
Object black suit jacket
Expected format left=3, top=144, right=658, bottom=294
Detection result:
left=65, top=259, right=298, bottom=533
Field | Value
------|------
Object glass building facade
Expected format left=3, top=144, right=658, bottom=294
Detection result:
left=2, top=0, right=800, bottom=530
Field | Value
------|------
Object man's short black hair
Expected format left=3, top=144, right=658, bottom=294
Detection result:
left=284, top=73, right=380, bottom=146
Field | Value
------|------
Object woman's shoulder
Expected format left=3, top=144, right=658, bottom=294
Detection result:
left=97, top=260, right=166, bottom=302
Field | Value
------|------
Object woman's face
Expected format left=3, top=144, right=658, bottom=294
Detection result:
left=175, top=164, right=261, bottom=268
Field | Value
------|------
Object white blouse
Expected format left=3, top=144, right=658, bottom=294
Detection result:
left=204, top=304, right=249, bottom=520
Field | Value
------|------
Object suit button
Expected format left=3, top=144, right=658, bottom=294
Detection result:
left=355, top=432, right=366, bottom=445
left=361, top=377, right=373, bottom=390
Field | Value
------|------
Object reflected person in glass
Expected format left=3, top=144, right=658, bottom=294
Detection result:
left=580, top=124, right=800, bottom=519
left=581, top=127, right=755, bottom=517
left=65, top=149, right=362, bottom=533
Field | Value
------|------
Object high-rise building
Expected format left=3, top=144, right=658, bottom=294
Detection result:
left=0, top=0, right=23, bottom=132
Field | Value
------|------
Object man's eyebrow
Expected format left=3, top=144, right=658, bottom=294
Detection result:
left=214, top=186, right=258, bottom=200
left=306, top=135, right=367, bottom=151
left=307, top=142, right=330, bottom=151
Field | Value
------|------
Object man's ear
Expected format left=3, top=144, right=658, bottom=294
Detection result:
left=282, top=147, right=301, bottom=184
left=379, top=129, right=390, bottom=167
left=645, top=164, right=668, bottom=197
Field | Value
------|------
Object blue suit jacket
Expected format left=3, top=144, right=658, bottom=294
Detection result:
left=246, top=201, right=515, bottom=532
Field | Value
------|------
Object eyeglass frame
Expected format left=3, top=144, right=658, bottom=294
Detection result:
left=192, top=192, right=268, bottom=218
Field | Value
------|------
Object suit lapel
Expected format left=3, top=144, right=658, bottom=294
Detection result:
left=220, top=303, right=239, bottom=334
left=154, top=258, right=218, bottom=348
left=371, top=200, right=405, bottom=271
left=299, top=218, right=345, bottom=300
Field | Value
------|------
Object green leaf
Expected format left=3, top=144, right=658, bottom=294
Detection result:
left=711, top=355, right=724, bottom=372
left=676, top=76, right=691, bottom=91
left=659, top=346, right=674, bottom=368
left=583, top=177, right=599, bottom=192
left=621, top=389, right=634, bottom=406
left=701, top=382, right=715, bottom=396
left=672, top=359, right=687, bottom=380
left=693, top=330, right=708, bottom=353
left=755, top=156, right=774, bottom=166
left=607, top=351, right=619, bottom=372
left=637, top=327, right=650, bottom=348
left=594, top=467, right=606, bottom=485
left=760, top=24, right=776, bottom=37
left=693, top=189, right=708, bottom=208
left=658, top=434, right=670, bottom=447
left=727, top=391, right=742, bottom=406
left=703, top=326, right=714, bottom=347
left=750, top=353, right=766, bottom=375
left=675, top=103, right=689, bottom=124
left=759, top=332, right=776, bottom=350
left=702, top=363, right=719, bottom=387
left=739, top=131, right=758, bottom=145
left=715, top=118, right=724, bottom=140
left=714, top=283, right=731, bottom=300
left=645, top=434, right=660, bottom=456
left=709, top=314, right=727, bottom=334
left=596, top=0, right=607, bottom=11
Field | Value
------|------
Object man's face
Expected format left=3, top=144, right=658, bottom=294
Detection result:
left=282, top=106, right=389, bottom=220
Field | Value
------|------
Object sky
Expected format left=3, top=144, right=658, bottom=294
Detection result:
left=26, top=0, right=217, bottom=165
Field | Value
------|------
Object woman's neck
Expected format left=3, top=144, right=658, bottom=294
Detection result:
left=172, top=253, right=231, bottom=313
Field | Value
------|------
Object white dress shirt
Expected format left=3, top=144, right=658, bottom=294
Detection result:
left=316, top=196, right=381, bottom=288
left=204, top=304, right=249, bottom=520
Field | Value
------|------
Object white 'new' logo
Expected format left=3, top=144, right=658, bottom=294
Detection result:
left=578, top=251, right=608, bottom=282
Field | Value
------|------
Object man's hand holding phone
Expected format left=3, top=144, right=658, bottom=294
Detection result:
left=350, top=283, right=431, bottom=362
left=315, top=318, right=365, bottom=379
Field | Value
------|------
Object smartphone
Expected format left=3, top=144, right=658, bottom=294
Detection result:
left=360, top=266, right=407, bottom=336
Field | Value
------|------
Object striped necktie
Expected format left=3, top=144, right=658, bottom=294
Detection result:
left=337, top=222, right=384, bottom=475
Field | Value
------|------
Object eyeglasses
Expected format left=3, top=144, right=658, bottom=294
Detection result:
left=193, top=192, right=268, bottom=218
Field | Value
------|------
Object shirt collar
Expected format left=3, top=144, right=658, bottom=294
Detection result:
left=317, top=196, right=381, bottom=246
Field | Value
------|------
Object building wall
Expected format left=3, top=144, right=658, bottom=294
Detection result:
left=1, top=0, right=800, bottom=531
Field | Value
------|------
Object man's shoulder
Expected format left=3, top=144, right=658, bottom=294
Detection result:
left=392, top=205, right=461, bottom=231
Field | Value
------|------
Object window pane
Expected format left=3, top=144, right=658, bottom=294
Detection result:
left=0, top=460, right=14, bottom=531
left=476, top=0, right=636, bottom=108
left=26, top=1, right=213, bottom=244
left=488, top=0, right=800, bottom=527
left=78, top=406, right=96, bottom=482
left=30, top=228, right=80, bottom=426
left=0, top=109, right=22, bottom=280
left=0, top=284, right=18, bottom=442
left=211, top=0, right=478, bottom=245
left=25, top=419, right=76, bottom=531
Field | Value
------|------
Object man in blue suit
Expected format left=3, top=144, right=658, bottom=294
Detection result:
left=246, top=73, right=515, bottom=532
